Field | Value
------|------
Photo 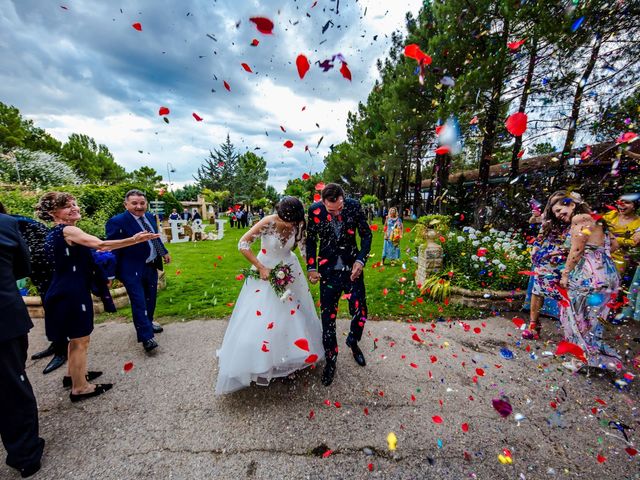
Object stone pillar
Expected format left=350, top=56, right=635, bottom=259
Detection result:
left=216, top=219, right=226, bottom=240
left=415, top=229, right=443, bottom=287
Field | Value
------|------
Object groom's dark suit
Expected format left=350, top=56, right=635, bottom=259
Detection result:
left=306, top=198, right=372, bottom=360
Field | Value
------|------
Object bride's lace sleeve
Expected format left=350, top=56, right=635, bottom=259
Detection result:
left=237, top=218, right=274, bottom=251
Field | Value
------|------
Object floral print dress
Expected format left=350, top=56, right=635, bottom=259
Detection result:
left=560, top=233, right=621, bottom=370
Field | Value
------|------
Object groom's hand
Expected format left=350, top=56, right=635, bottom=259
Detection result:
left=350, top=262, right=363, bottom=282
left=308, top=271, right=321, bottom=284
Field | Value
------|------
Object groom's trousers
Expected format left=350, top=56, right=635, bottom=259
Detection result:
left=319, top=269, right=368, bottom=359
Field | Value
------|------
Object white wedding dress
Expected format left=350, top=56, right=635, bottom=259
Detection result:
left=214, top=221, right=324, bottom=394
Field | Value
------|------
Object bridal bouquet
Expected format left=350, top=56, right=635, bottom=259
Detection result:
left=242, top=262, right=295, bottom=298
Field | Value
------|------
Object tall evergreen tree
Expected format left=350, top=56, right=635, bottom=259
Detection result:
left=194, top=134, right=240, bottom=193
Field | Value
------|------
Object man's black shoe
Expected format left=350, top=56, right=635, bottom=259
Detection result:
left=321, top=359, right=336, bottom=386
left=346, top=335, right=366, bottom=367
left=42, top=354, right=66, bottom=374
left=152, top=322, right=164, bottom=333
left=143, top=338, right=159, bottom=352
left=20, top=461, right=41, bottom=478
left=31, top=343, right=55, bottom=360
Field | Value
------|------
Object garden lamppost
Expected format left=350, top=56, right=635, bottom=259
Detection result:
left=166, top=162, right=175, bottom=192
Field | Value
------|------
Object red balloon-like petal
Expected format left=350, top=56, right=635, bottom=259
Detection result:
left=223, top=81, right=231, bottom=92
left=284, top=140, right=294, bottom=148
left=315, top=182, right=325, bottom=191
left=296, top=54, right=310, bottom=79
left=158, top=106, right=170, bottom=116
left=302, top=173, right=310, bottom=180
left=435, top=146, right=450, bottom=155
left=507, top=39, right=526, bottom=51
left=461, top=423, right=469, bottom=432
left=251, top=38, right=260, bottom=46
left=340, top=62, right=352, bottom=81
left=294, top=338, right=310, bottom=352
left=304, top=354, right=318, bottom=364
left=241, top=63, right=253, bottom=73
left=249, top=17, right=274, bottom=34
left=132, top=23, right=142, bottom=31
left=192, top=113, right=203, bottom=121
left=555, top=340, right=587, bottom=363
left=123, top=362, right=134, bottom=372
left=432, top=415, right=443, bottom=424
left=505, top=112, right=528, bottom=136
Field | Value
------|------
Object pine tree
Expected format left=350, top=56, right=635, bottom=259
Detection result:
left=194, top=134, right=240, bottom=193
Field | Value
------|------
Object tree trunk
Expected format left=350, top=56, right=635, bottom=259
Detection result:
left=509, top=36, right=538, bottom=180
left=412, top=132, right=424, bottom=216
left=474, top=15, right=509, bottom=228
left=558, top=36, right=602, bottom=171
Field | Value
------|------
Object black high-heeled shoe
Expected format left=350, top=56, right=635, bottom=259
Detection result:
left=70, top=383, right=113, bottom=403
left=62, top=371, right=103, bottom=388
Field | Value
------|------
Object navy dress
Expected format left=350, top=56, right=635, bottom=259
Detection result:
left=43, top=224, right=96, bottom=342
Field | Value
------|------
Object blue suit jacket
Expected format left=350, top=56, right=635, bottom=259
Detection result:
left=105, top=211, right=166, bottom=281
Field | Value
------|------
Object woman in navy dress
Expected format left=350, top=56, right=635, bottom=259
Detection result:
left=36, top=192, right=159, bottom=402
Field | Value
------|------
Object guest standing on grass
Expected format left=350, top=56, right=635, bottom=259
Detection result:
left=0, top=212, right=44, bottom=478
left=36, top=191, right=160, bottom=402
left=106, top=189, right=171, bottom=353
left=382, top=207, right=402, bottom=265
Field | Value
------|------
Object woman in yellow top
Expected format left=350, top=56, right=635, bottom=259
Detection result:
left=603, top=196, right=640, bottom=285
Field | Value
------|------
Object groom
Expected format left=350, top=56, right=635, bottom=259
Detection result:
left=306, top=183, right=372, bottom=386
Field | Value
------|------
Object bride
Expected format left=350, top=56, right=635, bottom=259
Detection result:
left=215, top=197, right=324, bottom=394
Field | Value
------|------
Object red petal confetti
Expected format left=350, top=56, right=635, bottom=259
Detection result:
left=505, top=112, right=528, bottom=136
left=403, top=44, right=432, bottom=64
left=492, top=398, right=513, bottom=417
left=512, top=317, right=526, bottom=328
left=241, top=63, right=253, bottom=73
left=461, top=423, right=469, bottom=432
left=296, top=54, right=310, bottom=79
left=368, top=463, right=374, bottom=472
left=313, top=193, right=321, bottom=201
left=305, top=354, right=318, bottom=364
left=475, top=368, right=485, bottom=377
left=249, top=17, right=274, bottom=35
left=334, top=401, right=341, bottom=408
left=517, top=150, right=525, bottom=158
left=363, top=407, right=369, bottom=415
left=625, top=447, right=638, bottom=456
left=430, top=355, right=438, bottom=363
left=382, top=288, right=389, bottom=296
left=256, top=310, right=262, bottom=316
left=223, top=81, right=231, bottom=91
left=555, top=340, right=587, bottom=364
left=315, top=182, right=325, bottom=191
left=192, top=112, right=203, bottom=121
left=435, top=146, right=450, bottom=155
left=251, top=38, right=260, bottom=46
left=370, top=224, right=379, bottom=231
left=412, top=333, right=423, bottom=343
left=284, top=140, right=294, bottom=148
left=597, top=454, right=606, bottom=463
left=235, top=274, right=245, bottom=281
left=132, top=22, right=142, bottom=31
left=507, top=39, right=526, bottom=50
left=435, top=125, right=444, bottom=135
left=473, top=327, right=481, bottom=334
left=340, top=62, right=352, bottom=81
left=616, top=131, right=638, bottom=144
left=123, top=362, right=134, bottom=372
left=294, top=338, right=310, bottom=352
left=409, top=363, right=418, bottom=369
left=322, top=449, right=333, bottom=458
left=261, top=341, right=269, bottom=352
left=594, top=398, right=607, bottom=406
left=308, top=410, right=315, bottom=420
left=302, top=173, right=311, bottom=180
left=267, top=322, right=274, bottom=329
left=432, top=415, right=443, bottom=424
left=323, top=399, right=331, bottom=406
left=158, top=106, right=170, bottom=116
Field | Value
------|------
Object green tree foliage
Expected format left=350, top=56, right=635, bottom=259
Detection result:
left=236, top=151, right=268, bottom=202
left=0, top=102, right=62, bottom=154
left=194, top=134, right=240, bottom=193
left=591, top=87, right=640, bottom=142
left=264, top=185, right=280, bottom=206
left=60, top=133, right=127, bottom=184
left=173, top=184, right=202, bottom=201
left=128, top=166, right=164, bottom=192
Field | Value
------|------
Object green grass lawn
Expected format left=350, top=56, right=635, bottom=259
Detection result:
left=98, top=218, right=478, bottom=323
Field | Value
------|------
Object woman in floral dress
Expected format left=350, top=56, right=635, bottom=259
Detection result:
left=382, top=208, right=402, bottom=265
left=544, top=191, right=621, bottom=371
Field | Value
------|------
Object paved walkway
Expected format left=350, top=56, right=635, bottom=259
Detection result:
left=2, top=316, right=639, bottom=479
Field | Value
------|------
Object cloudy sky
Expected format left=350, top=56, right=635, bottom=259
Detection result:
left=0, top=0, right=423, bottom=191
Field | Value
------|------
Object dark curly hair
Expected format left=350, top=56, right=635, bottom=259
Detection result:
left=35, top=192, right=76, bottom=221
left=541, top=190, right=600, bottom=238
left=276, top=196, right=306, bottom=244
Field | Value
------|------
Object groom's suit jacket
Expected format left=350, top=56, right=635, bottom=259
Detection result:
left=305, top=198, right=372, bottom=275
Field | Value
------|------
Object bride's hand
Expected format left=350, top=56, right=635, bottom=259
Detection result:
left=258, top=265, right=271, bottom=281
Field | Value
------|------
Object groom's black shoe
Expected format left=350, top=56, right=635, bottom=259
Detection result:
left=31, top=343, right=55, bottom=360
left=346, top=335, right=366, bottom=367
left=43, top=354, right=67, bottom=374
left=321, top=358, right=337, bottom=386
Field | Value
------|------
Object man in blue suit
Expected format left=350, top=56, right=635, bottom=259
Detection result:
left=106, top=190, right=170, bottom=353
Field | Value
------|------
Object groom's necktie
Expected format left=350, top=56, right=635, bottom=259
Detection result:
left=138, top=216, right=168, bottom=262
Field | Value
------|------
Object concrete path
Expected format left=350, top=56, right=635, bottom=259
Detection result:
left=2, top=316, right=639, bottom=479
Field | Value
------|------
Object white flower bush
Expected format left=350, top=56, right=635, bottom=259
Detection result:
left=0, top=149, right=83, bottom=187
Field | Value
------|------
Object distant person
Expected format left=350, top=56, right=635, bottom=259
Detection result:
left=169, top=209, right=180, bottom=221
left=0, top=212, right=45, bottom=478
left=192, top=210, right=202, bottom=221
left=106, top=190, right=171, bottom=353
left=181, top=208, right=191, bottom=221
left=259, top=208, right=265, bottom=219
left=236, top=206, right=245, bottom=229
left=382, top=207, right=403, bottom=265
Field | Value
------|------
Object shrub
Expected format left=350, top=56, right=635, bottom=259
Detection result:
left=0, top=150, right=83, bottom=187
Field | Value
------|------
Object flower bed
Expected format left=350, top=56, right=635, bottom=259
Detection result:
left=23, top=271, right=166, bottom=319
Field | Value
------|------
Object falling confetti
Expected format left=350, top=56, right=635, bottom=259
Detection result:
left=132, top=22, right=142, bottom=31
left=249, top=17, right=274, bottom=35
left=192, top=112, right=203, bottom=121
left=158, top=106, right=170, bottom=116
left=296, top=54, right=310, bottom=79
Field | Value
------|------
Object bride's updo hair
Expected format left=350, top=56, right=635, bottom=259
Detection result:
left=276, top=196, right=306, bottom=244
